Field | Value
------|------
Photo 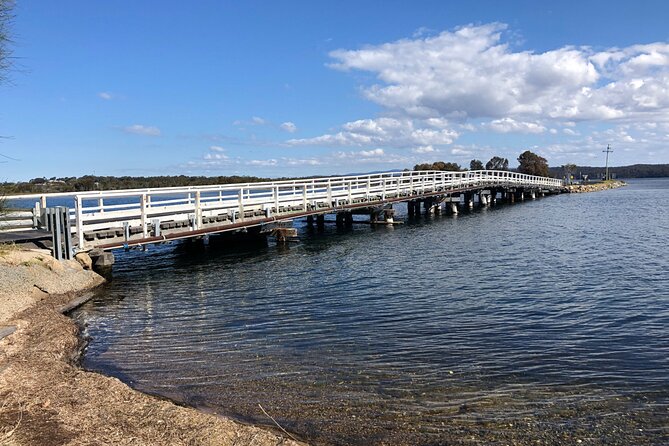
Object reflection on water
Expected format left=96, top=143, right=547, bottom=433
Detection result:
left=74, top=179, right=669, bottom=445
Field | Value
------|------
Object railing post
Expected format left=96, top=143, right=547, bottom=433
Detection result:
left=32, top=202, right=39, bottom=229
left=141, top=194, right=148, bottom=237
left=98, top=198, right=104, bottom=214
left=238, top=188, right=244, bottom=219
left=303, top=184, right=308, bottom=209
left=195, top=191, right=202, bottom=228
left=327, top=180, right=332, bottom=206
left=75, top=196, right=84, bottom=249
left=274, top=185, right=280, bottom=213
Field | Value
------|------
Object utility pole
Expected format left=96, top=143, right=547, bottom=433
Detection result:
left=602, top=144, right=613, bottom=181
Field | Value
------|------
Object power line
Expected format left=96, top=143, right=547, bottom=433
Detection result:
left=0, top=152, right=20, bottom=162
left=602, top=144, right=613, bottom=181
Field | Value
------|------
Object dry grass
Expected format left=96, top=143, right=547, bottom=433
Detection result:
left=0, top=293, right=304, bottom=446
left=0, top=242, right=18, bottom=258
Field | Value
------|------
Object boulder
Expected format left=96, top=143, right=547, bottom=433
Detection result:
left=75, top=252, right=93, bottom=270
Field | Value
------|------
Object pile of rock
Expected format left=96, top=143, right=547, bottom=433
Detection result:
left=565, top=180, right=626, bottom=193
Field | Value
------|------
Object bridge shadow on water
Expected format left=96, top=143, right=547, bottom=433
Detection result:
left=108, top=197, right=535, bottom=273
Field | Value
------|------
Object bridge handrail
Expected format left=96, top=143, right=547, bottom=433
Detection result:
left=4, top=170, right=563, bottom=248
left=5, top=170, right=563, bottom=201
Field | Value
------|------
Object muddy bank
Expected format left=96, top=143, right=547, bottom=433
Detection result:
left=565, top=180, right=626, bottom=193
left=0, top=248, right=303, bottom=445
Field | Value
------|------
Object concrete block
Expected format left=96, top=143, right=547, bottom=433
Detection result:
left=94, top=252, right=114, bottom=267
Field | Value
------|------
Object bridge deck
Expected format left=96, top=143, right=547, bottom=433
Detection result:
left=5, top=170, right=563, bottom=251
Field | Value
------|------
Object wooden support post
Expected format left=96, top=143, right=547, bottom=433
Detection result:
left=306, top=215, right=314, bottom=226
left=385, top=208, right=395, bottom=223
left=272, top=227, right=298, bottom=243
left=344, top=212, right=353, bottom=227
left=53, top=208, right=63, bottom=260
left=62, top=207, right=73, bottom=260
left=316, top=214, right=325, bottom=230
left=336, top=212, right=345, bottom=228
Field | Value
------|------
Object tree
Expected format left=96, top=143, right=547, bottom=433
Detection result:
left=485, top=156, right=509, bottom=170
left=0, top=1, right=14, bottom=208
left=470, top=159, right=484, bottom=170
left=0, top=0, right=13, bottom=83
left=517, top=150, right=550, bottom=177
left=413, top=161, right=463, bottom=171
left=561, top=163, right=577, bottom=184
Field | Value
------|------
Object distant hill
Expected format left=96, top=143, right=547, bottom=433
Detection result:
left=549, top=164, right=669, bottom=180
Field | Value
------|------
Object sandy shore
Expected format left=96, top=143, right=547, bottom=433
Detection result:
left=0, top=248, right=303, bottom=446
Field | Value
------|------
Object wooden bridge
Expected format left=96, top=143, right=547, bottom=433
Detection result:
left=4, top=170, right=563, bottom=256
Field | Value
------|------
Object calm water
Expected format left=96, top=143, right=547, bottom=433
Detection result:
left=73, top=179, right=669, bottom=445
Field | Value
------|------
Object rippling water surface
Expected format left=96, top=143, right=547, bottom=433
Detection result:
left=73, top=179, right=669, bottom=445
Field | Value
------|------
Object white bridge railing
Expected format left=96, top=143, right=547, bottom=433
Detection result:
left=6, top=170, right=563, bottom=249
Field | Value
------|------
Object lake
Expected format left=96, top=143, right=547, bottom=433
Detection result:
left=72, top=178, right=669, bottom=445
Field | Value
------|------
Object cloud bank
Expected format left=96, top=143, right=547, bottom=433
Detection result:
left=278, top=23, right=669, bottom=168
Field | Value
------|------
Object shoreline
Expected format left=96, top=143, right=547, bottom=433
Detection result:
left=564, top=179, right=627, bottom=193
left=0, top=248, right=303, bottom=446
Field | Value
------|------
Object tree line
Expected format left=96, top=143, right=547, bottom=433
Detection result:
left=3, top=158, right=667, bottom=197
left=549, top=163, right=669, bottom=180
left=0, top=174, right=277, bottom=194
left=414, top=150, right=550, bottom=176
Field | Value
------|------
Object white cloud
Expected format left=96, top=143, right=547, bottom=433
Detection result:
left=328, top=23, right=669, bottom=123
left=284, top=158, right=322, bottom=166
left=412, top=145, right=436, bottom=154
left=451, top=147, right=473, bottom=156
left=209, top=146, right=226, bottom=152
left=487, top=118, right=546, bottom=134
left=359, top=148, right=384, bottom=157
left=248, top=158, right=278, bottom=166
left=123, top=124, right=161, bottom=136
left=251, top=116, right=267, bottom=125
left=204, top=153, right=229, bottom=160
left=287, top=117, right=458, bottom=149
left=280, top=121, right=298, bottom=133
left=98, top=92, right=113, bottom=100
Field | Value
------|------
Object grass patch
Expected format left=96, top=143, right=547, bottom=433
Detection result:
left=0, top=242, right=18, bottom=257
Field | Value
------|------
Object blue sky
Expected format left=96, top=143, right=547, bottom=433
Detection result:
left=2, top=1, right=669, bottom=181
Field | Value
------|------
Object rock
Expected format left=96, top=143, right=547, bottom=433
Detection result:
left=45, top=257, right=65, bottom=272
left=75, top=252, right=93, bottom=270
